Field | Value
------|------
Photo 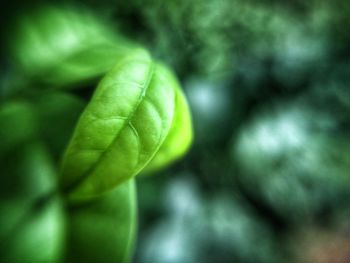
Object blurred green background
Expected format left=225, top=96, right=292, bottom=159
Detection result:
left=2, top=1, right=350, bottom=263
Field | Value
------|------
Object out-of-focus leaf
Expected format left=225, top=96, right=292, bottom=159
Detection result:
left=0, top=195, right=65, bottom=263
left=65, top=179, right=137, bottom=263
left=33, top=91, right=86, bottom=160
left=60, top=49, right=176, bottom=201
left=0, top=142, right=65, bottom=263
left=9, top=5, right=136, bottom=87
left=0, top=102, right=38, bottom=156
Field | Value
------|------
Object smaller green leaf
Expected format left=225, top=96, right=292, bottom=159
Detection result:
left=64, top=179, right=137, bottom=263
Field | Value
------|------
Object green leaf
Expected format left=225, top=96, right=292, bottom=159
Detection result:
left=0, top=102, right=38, bottom=156
left=142, top=74, right=193, bottom=174
left=33, top=91, right=86, bottom=161
left=10, top=5, right=135, bottom=87
left=0, top=102, right=65, bottom=263
left=0, top=142, right=65, bottom=263
left=60, top=49, right=176, bottom=201
left=1, top=196, right=65, bottom=263
left=64, top=179, right=137, bottom=263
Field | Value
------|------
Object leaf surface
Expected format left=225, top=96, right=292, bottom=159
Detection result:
left=60, top=49, right=176, bottom=200
left=65, top=179, right=136, bottom=263
left=142, top=73, right=193, bottom=174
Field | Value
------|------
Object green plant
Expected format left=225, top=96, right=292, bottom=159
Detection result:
left=1, top=5, right=192, bottom=263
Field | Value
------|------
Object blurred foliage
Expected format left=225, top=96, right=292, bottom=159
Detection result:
left=2, top=0, right=350, bottom=263
left=233, top=91, right=350, bottom=222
